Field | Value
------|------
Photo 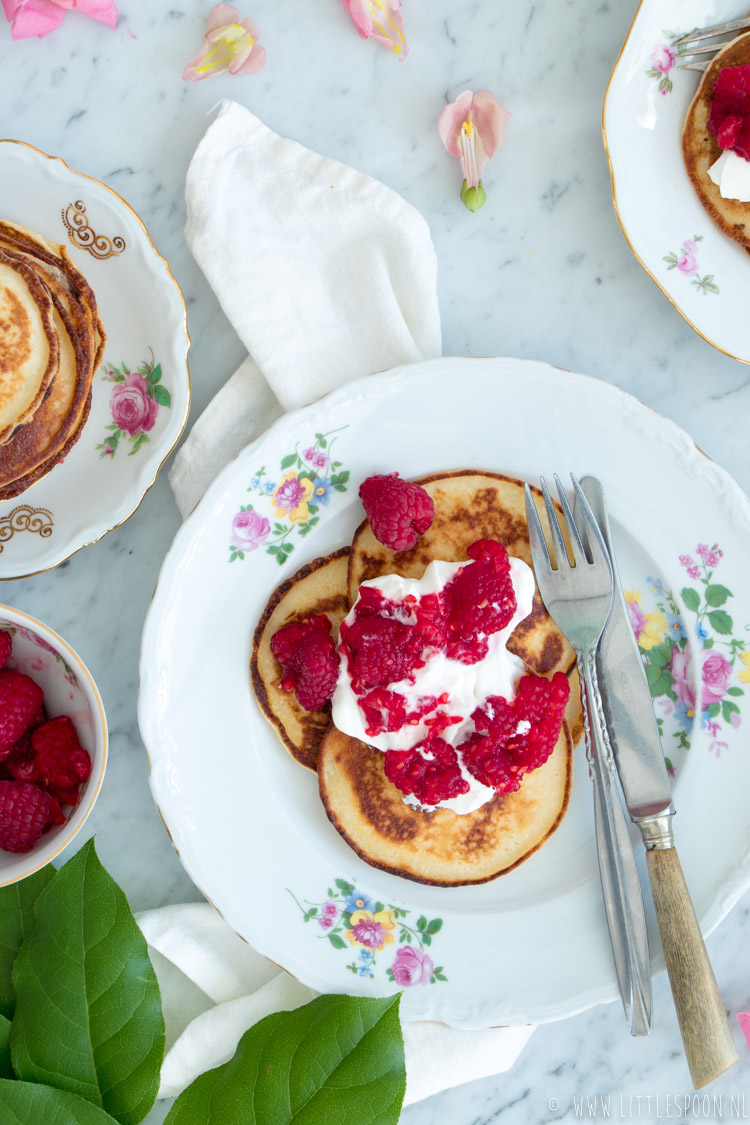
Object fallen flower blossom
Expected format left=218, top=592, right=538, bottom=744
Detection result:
left=2, top=0, right=117, bottom=39
left=340, top=0, right=407, bottom=60
left=438, top=89, right=510, bottom=212
left=183, top=2, right=266, bottom=82
left=738, top=1011, right=750, bottom=1048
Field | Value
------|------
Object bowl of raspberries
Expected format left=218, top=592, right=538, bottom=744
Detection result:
left=0, top=605, right=107, bottom=885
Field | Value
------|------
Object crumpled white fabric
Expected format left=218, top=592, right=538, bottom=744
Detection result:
left=169, top=98, right=442, bottom=516
left=137, top=903, right=534, bottom=1105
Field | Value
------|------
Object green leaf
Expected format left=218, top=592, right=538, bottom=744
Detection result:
left=153, top=384, right=171, bottom=408
left=705, top=584, right=732, bottom=607
left=280, top=454, right=297, bottom=470
left=703, top=638, right=714, bottom=650
left=722, top=700, right=740, bottom=723
left=0, top=1080, right=121, bottom=1124
left=328, top=934, right=347, bottom=950
left=335, top=879, right=354, bottom=895
left=11, top=839, right=165, bottom=1125
left=707, top=702, right=721, bottom=719
left=681, top=587, right=701, bottom=613
left=318, top=437, right=328, bottom=449
left=645, top=663, right=673, bottom=698
left=426, top=918, right=443, bottom=935
left=0, top=1014, right=11, bottom=1079
left=727, top=687, right=744, bottom=697
left=708, top=610, right=733, bottom=635
left=416, top=915, right=427, bottom=931
left=164, top=994, right=405, bottom=1125
left=149, top=363, right=163, bottom=385
left=0, top=867, right=57, bottom=1024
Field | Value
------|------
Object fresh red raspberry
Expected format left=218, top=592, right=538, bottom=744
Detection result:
left=443, top=539, right=517, bottom=663
left=0, top=632, right=12, bottom=669
left=0, top=671, right=45, bottom=758
left=270, top=614, right=340, bottom=712
left=0, top=781, right=52, bottom=853
left=462, top=672, right=570, bottom=790
left=31, top=716, right=92, bottom=789
left=340, top=615, right=424, bottom=691
left=358, top=687, right=409, bottom=735
left=359, top=473, right=435, bottom=551
left=45, top=796, right=68, bottom=827
left=709, top=65, right=750, bottom=159
left=384, top=738, right=469, bottom=806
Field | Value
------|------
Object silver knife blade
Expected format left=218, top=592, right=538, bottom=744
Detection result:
left=579, top=477, right=674, bottom=821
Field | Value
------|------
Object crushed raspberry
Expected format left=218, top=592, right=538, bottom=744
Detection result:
left=443, top=539, right=517, bottom=663
left=462, top=672, right=570, bottom=791
left=270, top=614, right=340, bottom=712
left=31, top=717, right=92, bottom=790
left=0, top=671, right=45, bottom=758
left=384, top=738, right=469, bottom=806
left=358, top=688, right=453, bottom=737
left=0, top=631, right=11, bottom=669
left=709, top=65, right=750, bottom=160
left=0, top=781, right=52, bottom=853
left=359, top=473, right=435, bottom=551
left=339, top=615, right=424, bottom=691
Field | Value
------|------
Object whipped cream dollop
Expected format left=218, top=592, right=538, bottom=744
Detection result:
left=332, top=556, right=536, bottom=815
left=708, top=149, right=750, bottom=202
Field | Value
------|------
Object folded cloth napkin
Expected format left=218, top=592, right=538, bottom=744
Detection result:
left=137, top=904, right=534, bottom=1105
left=169, top=98, right=442, bottom=516
left=164, top=102, right=534, bottom=1105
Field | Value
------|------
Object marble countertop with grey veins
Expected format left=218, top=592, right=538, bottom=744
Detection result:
left=1, top=1, right=749, bottom=1122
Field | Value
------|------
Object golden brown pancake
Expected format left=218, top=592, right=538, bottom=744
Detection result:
left=348, top=470, right=576, bottom=678
left=251, top=549, right=351, bottom=770
left=0, top=250, right=59, bottom=438
left=683, top=34, right=750, bottom=249
left=318, top=710, right=573, bottom=887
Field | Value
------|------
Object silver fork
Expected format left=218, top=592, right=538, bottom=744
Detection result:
left=672, top=17, right=750, bottom=71
left=524, top=475, right=652, bottom=1036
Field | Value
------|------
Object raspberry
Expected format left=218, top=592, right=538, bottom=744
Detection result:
left=270, top=615, right=340, bottom=711
left=31, top=716, right=92, bottom=790
left=709, top=65, right=750, bottom=159
left=359, top=473, right=435, bottom=551
left=384, top=738, right=469, bottom=806
left=45, top=796, right=68, bottom=827
left=0, top=631, right=11, bottom=669
left=443, top=539, right=517, bottom=663
left=340, top=615, right=424, bottom=691
left=0, top=781, right=51, bottom=853
left=462, top=672, right=570, bottom=791
left=0, top=671, right=45, bottom=758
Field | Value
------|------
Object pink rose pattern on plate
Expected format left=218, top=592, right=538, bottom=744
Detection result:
left=664, top=236, right=719, bottom=296
left=229, top=427, right=349, bottom=564
left=97, top=351, right=171, bottom=457
left=289, top=878, right=447, bottom=984
left=626, top=545, right=747, bottom=766
left=645, top=31, right=685, bottom=95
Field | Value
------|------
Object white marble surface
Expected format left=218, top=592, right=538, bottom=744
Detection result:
left=1, top=0, right=749, bottom=1121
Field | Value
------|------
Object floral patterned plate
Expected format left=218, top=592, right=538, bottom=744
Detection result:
left=0, top=140, right=190, bottom=578
left=139, top=357, right=750, bottom=1028
left=604, top=0, right=750, bottom=362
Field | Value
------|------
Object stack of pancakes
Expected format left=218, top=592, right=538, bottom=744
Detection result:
left=0, top=221, right=105, bottom=500
left=252, top=472, right=583, bottom=887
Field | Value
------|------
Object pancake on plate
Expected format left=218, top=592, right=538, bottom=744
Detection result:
left=682, top=33, right=750, bottom=249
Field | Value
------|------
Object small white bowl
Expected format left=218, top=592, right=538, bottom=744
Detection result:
left=0, top=605, right=107, bottom=886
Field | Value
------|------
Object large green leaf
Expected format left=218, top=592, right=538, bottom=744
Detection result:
left=10, top=839, right=164, bottom=1125
left=0, top=1013, right=11, bottom=1079
left=0, top=1080, right=120, bottom=1124
left=165, top=993, right=405, bottom=1125
left=0, top=865, right=55, bottom=1020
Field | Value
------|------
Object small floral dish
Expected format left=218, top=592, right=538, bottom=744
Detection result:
left=604, top=0, right=750, bottom=361
left=0, top=140, right=190, bottom=578
left=139, top=357, right=750, bottom=1029
left=0, top=604, right=107, bottom=887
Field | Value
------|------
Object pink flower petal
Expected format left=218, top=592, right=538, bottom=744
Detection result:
left=738, top=1011, right=750, bottom=1048
left=231, top=41, right=266, bottom=74
left=471, top=89, right=511, bottom=159
left=340, top=0, right=407, bottom=58
left=206, top=2, right=241, bottom=34
left=1, top=0, right=23, bottom=18
left=5, top=0, right=65, bottom=38
left=56, top=0, right=118, bottom=25
left=437, top=90, right=475, bottom=158
left=183, top=7, right=265, bottom=82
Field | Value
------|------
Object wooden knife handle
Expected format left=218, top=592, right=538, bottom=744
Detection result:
left=646, top=846, right=738, bottom=1088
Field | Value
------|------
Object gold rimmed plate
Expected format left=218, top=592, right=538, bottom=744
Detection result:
left=0, top=139, right=190, bottom=578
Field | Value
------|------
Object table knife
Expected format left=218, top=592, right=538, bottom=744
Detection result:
left=579, top=476, right=738, bottom=1089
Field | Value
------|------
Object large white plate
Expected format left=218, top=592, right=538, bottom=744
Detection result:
left=139, top=358, right=750, bottom=1028
left=0, top=140, right=190, bottom=578
left=604, top=0, right=750, bottom=363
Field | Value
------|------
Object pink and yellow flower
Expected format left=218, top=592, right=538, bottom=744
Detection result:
left=2, top=0, right=117, bottom=39
left=624, top=591, right=667, bottom=650
left=183, top=3, right=266, bottom=82
left=345, top=908, right=396, bottom=952
left=340, top=0, right=407, bottom=60
left=271, top=471, right=314, bottom=523
left=438, top=89, right=510, bottom=211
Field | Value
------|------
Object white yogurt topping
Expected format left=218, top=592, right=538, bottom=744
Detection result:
left=332, top=556, right=536, bottom=815
left=708, top=149, right=750, bottom=202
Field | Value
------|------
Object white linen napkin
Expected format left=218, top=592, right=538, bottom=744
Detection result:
left=162, top=102, right=534, bottom=1104
left=137, top=904, right=534, bottom=1105
left=169, top=98, right=442, bottom=516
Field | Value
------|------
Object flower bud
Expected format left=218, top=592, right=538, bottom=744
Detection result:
left=460, top=179, right=487, bottom=212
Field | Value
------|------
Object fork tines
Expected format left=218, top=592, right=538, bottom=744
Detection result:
left=673, top=15, right=750, bottom=71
